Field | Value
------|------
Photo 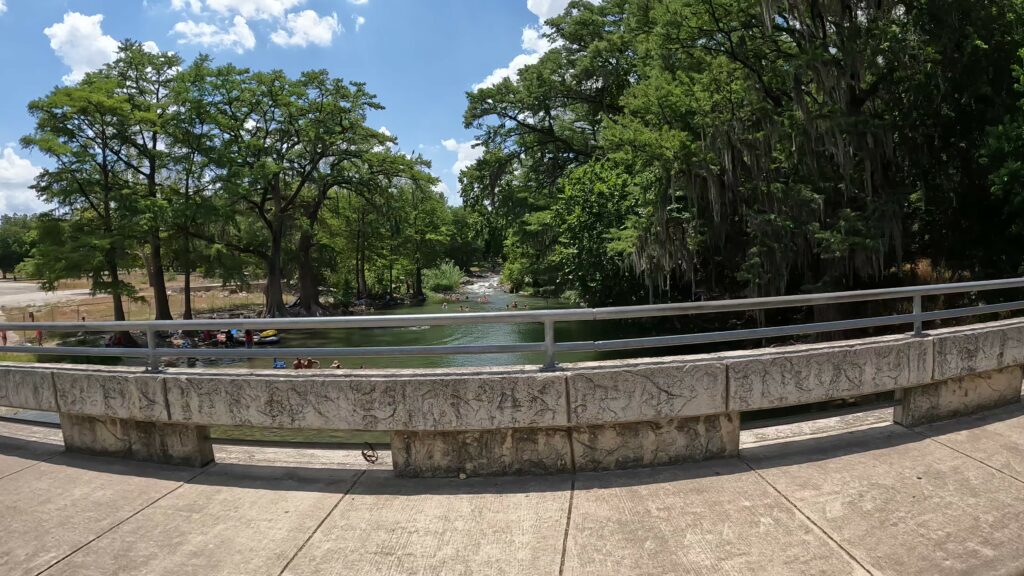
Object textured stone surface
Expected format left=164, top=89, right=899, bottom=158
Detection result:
left=728, top=337, right=932, bottom=411
left=0, top=366, right=56, bottom=411
left=931, top=320, right=1024, bottom=380
left=390, top=427, right=572, bottom=477
left=564, top=460, right=866, bottom=576
left=572, top=413, right=739, bottom=472
left=165, top=373, right=567, bottom=431
left=54, top=370, right=167, bottom=421
left=894, top=365, right=1023, bottom=427
left=60, top=413, right=214, bottom=467
left=567, top=361, right=725, bottom=425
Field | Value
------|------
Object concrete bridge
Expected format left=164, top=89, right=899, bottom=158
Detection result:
left=0, top=318, right=1020, bottom=476
left=2, top=299, right=1024, bottom=573
left=3, top=395, right=1024, bottom=574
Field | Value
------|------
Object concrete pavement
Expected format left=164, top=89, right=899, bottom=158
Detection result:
left=2, top=404, right=1024, bottom=575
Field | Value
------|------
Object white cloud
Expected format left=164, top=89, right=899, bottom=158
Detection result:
left=0, top=148, right=46, bottom=215
left=349, top=0, right=369, bottom=4
left=172, top=15, right=255, bottom=53
left=527, top=0, right=571, bottom=21
left=170, top=0, right=203, bottom=13
left=441, top=138, right=483, bottom=175
left=353, top=15, right=365, bottom=31
left=204, top=0, right=304, bottom=20
left=473, top=0, right=581, bottom=90
left=433, top=180, right=450, bottom=196
left=270, top=10, right=339, bottom=47
left=376, top=126, right=398, bottom=151
left=520, top=25, right=552, bottom=53
left=473, top=52, right=541, bottom=91
left=0, top=1, right=7, bottom=16
left=43, top=12, right=119, bottom=84
left=142, top=40, right=160, bottom=53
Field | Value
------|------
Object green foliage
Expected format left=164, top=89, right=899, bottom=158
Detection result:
left=461, top=0, right=1024, bottom=304
left=423, top=259, right=464, bottom=293
left=0, top=214, right=36, bottom=279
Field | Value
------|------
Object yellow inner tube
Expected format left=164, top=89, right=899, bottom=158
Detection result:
left=259, top=330, right=278, bottom=338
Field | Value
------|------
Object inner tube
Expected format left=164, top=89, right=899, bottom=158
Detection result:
left=260, top=330, right=278, bottom=338
left=255, top=336, right=280, bottom=345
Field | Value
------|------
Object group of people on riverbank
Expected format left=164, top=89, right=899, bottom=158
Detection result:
left=284, top=357, right=363, bottom=370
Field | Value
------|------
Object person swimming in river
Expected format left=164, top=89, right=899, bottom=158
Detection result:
left=511, top=300, right=518, bottom=309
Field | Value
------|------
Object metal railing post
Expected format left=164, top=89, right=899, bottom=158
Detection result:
left=542, top=319, right=556, bottom=370
left=912, top=295, right=923, bottom=336
left=146, top=327, right=159, bottom=372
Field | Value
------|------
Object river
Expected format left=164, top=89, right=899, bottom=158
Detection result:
left=229, top=274, right=662, bottom=370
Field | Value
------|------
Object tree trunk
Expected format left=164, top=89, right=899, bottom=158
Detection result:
left=356, top=214, right=368, bottom=300
left=413, top=266, right=424, bottom=300
left=144, top=159, right=172, bottom=321
left=296, top=229, right=325, bottom=316
left=107, top=254, right=137, bottom=346
left=263, top=223, right=289, bottom=318
left=182, top=266, right=193, bottom=320
left=148, top=232, right=173, bottom=320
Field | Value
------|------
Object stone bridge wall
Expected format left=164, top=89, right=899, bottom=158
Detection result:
left=1, top=319, right=1022, bottom=476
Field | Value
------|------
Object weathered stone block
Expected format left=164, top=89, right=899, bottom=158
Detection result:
left=59, top=412, right=213, bottom=467
left=894, top=365, right=1023, bottom=427
left=567, top=362, right=726, bottom=425
left=54, top=371, right=167, bottom=421
left=390, top=427, right=572, bottom=477
left=932, top=321, right=1024, bottom=380
left=727, top=338, right=932, bottom=411
left=571, top=413, right=739, bottom=472
left=0, top=365, right=57, bottom=411
left=165, top=373, right=567, bottom=431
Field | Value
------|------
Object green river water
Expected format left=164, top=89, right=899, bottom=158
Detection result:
left=196, top=275, right=667, bottom=370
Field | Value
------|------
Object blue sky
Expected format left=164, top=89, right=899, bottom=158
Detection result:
left=0, top=0, right=572, bottom=213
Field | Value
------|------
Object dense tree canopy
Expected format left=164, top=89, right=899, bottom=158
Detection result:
left=16, top=0, right=1024, bottom=320
left=461, top=0, right=1024, bottom=305
left=20, top=42, right=466, bottom=318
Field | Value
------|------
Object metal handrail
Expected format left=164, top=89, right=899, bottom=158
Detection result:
left=1, top=277, right=1022, bottom=370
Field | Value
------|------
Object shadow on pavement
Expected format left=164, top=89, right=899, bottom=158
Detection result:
left=0, top=402, right=1020, bottom=495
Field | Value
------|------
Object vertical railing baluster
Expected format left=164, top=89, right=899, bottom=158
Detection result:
left=543, top=319, right=556, bottom=370
left=146, top=327, right=159, bottom=372
left=913, top=294, right=923, bottom=336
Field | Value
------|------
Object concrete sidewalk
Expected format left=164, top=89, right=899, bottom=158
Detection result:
left=1, top=405, right=1023, bottom=575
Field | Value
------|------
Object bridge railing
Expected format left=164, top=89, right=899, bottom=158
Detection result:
left=2, top=277, right=1024, bottom=370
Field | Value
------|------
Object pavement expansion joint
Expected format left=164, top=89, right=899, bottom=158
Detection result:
left=33, top=463, right=210, bottom=576
left=738, top=456, right=873, bottom=574
left=275, top=468, right=368, bottom=576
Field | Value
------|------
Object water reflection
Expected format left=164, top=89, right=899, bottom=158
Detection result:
left=238, top=277, right=659, bottom=369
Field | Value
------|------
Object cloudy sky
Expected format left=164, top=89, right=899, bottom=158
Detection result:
left=0, top=0, right=573, bottom=214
